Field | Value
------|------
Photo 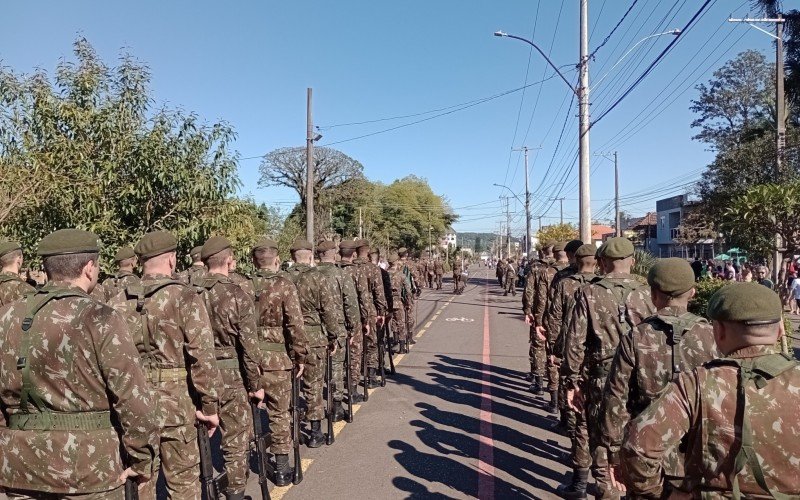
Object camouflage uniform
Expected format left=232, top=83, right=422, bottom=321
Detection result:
left=388, top=265, right=410, bottom=349
left=528, top=262, right=568, bottom=383
left=317, top=262, right=359, bottom=403
left=109, top=274, right=221, bottom=499
left=355, top=257, right=388, bottom=370
left=0, top=283, right=157, bottom=497
left=90, top=281, right=109, bottom=303
left=198, top=272, right=262, bottom=494
left=562, top=272, right=654, bottom=499
left=340, top=259, right=375, bottom=384
left=496, top=259, right=506, bottom=287
left=504, top=261, right=517, bottom=296
left=601, top=306, right=717, bottom=490
left=241, top=270, right=309, bottom=455
left=433, top=260, right=444, bottom=290
left=452, top=260, right=464, bottom=294
left=402, top=260, right=418, bottom=336
left=290, top=264, right=345, bottom=421
left=621, top=344, right=800, bottom=498
left=0, top=271, right=35, bottom=307
left=101, top=270, right=140, bottom=302
left=178, top=264, right=207, bottom=287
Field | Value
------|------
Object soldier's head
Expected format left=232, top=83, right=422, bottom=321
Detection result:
left=339, top=240, right=358, bottom=262
left=553, top=242, right=568, bottom=262
left=647, top=258, right=696, bottom=309
left=0, top=241, right=24, bottom=274
left=38, top=229, right=100, bottom=293
left=565, top=240, right=583, bottom=264
left=190, top=246, right=204, bottom=266
left=316, top=240, right=337, bottom=263
left=114, top=246, right=137, bottom=272
left=135, top=231, right=178, bottom=276
left=252, top=238, right=280, bottom=271
left=600, top=237, right=635, bottom=274
left=355, top=239, right=370, bottom=258
left=201, top=236, right=233, bottom=275
left=707, top=282, right=784, bottom=355
left=369, top=247, right=380, bottom=264
left=575, top=244, right=596, bottom=273
left=387, top=252, right=400, bottom=269
left=397, top=247, right=408, bottom=261
left=290, top=238, right=313, bottom=265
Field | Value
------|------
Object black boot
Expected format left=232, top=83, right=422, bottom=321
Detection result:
left=367, top=368, right=380, bottom=388
left=350, top=387, right=364, bottom=404
left=557, top=467, right=589, bottom=499
left=307, top=420, right=325, bottom=448
left=530, top=375, right=544, bottom=396
left=331, top=401, right=346, bottom=422
left=273, top=453, right=293, bottom=487
left=225, top=492, right=245, bottom=500
left=547, top=390, right=559, bottom=415
left=400, top=341, right=408, bottom=354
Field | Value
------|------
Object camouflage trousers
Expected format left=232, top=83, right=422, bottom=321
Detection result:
left=218, top=368, right=253, bottom=494
left=504, top=276, right=516, bottom=294
left=427, top=273, right=434, bottom=288
left=587, top=376, right=620, bottom=500
left=332, top=335, right=348, bottom=402
left=530, top=327, right=547, bottom=377
left=435, top=273, right=443, bottom=289
left=349, top=328, right=366, bottom=383
left=390, top=308, right=407, bottom=346
left=545, top=348, right=560, bottom=392
left=364, top=318, right=379, bottom=369
left=5, top=488, right=125, bottom=499
left=570, top=405, right=592, bottom=469
left=404, top=299, right=416, bottom=340
left=302, top=346, right=328, bottom=421
left=262, top=369, right=293, bottom=455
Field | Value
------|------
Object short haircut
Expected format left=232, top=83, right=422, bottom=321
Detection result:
left=0, top=249, right=22, bottom=268
left=253, top=247, right=279, bottom=268
left=118, top=256, right=136, bottom=268
left=340, top=247, right=356, bottom=258
left=204, top=248, right=232, bottom=269
left=43, top=252, right=98, bottom=281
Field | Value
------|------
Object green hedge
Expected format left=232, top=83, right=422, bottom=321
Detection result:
left=688, top=279, right=727, bottom=318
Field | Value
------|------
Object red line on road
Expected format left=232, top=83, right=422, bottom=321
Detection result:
left=477, top=283, right=495, bottom=499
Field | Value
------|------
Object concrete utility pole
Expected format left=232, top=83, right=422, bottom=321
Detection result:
left=578, top=0, right=592, bottom=244
left=358, top=207, right=363, bottom=239
left=306, top=88, right=314, bottom=247
left=503, top=196, right=511, bottom=258
left=558, top=198, right=564, bottom=225
left=614, top=151, right=621, bottom=236
left=512, top=146, right=541, bottom=257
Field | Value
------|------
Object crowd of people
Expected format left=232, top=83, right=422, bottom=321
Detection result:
left=0, top=230, right=446, bottom=499
left=511, top=238, right=798, bottom=499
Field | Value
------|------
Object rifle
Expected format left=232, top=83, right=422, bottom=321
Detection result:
left=291, top=367, right=303, bottom=484
left=325, top=347, right=335, bottom=445
left=361, top=328, right=369, bottom=401
left=344, top=335, right=354, bottom=423
left=251, top=402, right=273, bottom=499
left=377, top=323, right=387, bottom=387
left=124, top=478, right=139, bottom=500
left=196, top=421, right=226, bottom=499
left=385, top=321, right=396, bottom=375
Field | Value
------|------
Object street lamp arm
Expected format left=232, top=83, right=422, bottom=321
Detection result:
left=494, top=31, right=576, bottom=94
left=493, top=183, right=525, bottom=204
left=590, top=29, right=681, bottom=92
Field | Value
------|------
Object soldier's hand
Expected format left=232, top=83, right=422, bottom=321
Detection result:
left=364, top=323, right=371, bottom=335
left=296, top=364, right=305, bottom=378
left=195, top=411, right=220, bottom=437
left=567, top=387, right=584, bottom=413
left=119, top=466, right=149, bottom=484
left=524, top=314, right=535, bottom=325
left=348, top=336, right=355, bottom=346
left=249, top=388, right=265, bottom=405
left=330, top=342, right=338, bottom=355
left=609, top=466, right=626, bottom=493
left=535, top=326, right=547, bottom=340
left=376, top=315, right=385, bottom=327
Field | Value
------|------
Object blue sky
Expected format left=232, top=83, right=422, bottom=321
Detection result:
left=0, top=1, right=772, bottom=236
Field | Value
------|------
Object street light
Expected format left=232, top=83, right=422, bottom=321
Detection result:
left=590, top=30, right=681, bottom=91
left=494, top=182, right=529, bottom=255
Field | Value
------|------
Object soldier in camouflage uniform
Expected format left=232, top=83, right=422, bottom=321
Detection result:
left=109, top=231, right=221, bottom=499
left=285, top=239, right=345, bottom=447
left=197, top=236, right=263, bottom=499
left=0, top=240, right=35, bottom=306
left=355, top=240, right=387, bottom=388
left=387, top=253, right=410, bottom=353
left=562, top=237, right=655, bottom=500
left=600, top=257, right=718, bottom=498
left=399, top=248, right=418, bottom=342
left=177, top=245, right=207, bottom=286
left=101, top=246, right=140, bottom=302
left=0, top=229, right=157, bottom=499
left=521, top=244, right=553, bottom=383
left=496, top=258, right=506, bottom=287
left=317, top=240, right=360, bottom=419
left=504, top=258, right=517, bottom=296
left=433, top=257, right=444, bottom=290
left=241, top=238, right=309, bottom=485
left=339, top=240, right=374, bottom=397
left=621, top=283, right=800, bottom=498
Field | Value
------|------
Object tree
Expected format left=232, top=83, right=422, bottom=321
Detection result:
left=753, top=1, right=800, bottom=118
left=536, top=223, right=578, bottom=247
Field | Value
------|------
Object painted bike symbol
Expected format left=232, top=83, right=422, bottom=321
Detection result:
left=445, top=317, right=474, bottom=323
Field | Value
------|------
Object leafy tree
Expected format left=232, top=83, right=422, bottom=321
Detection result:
left=753, top=0, right=800, bottom=117
left=536, top=223, right=578, bottom=247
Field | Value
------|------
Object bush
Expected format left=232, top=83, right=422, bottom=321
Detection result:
left=632, top=249, right=657, bottom=279
left=689, top=279, right=727, bottom=318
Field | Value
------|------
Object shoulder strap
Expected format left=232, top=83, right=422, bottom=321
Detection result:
left=125, top=280, right=185, bottom=367
left=656, top=312, right=708, bottom=373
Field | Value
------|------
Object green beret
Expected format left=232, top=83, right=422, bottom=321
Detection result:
left=602, top=237, right=634, bottom=259
left=552, top=241, right=567, bottom=253
left=339, top=240, right=358, bottom=250
left=355, top=239, right=369, bottom=249
left=708, top=282, right=782, bottom=325
left=596, top=242, right=607, bottom=258
left=647, top=258, right=695, bottom=297
left=252, top=238, right=278, bottom=251
left=316, top=240, right=336, bottom=253
left=0, top=240, right=22, bottom=258
left=135, top=231, right=177, bottom=259
left=190, top=246, right=203, bottom=259
left=575, top=244, right=596, bottom=258
left=114, top=246, right=136, bottom=262
left=201, top=236, right=232, bottom=260
left=387, top=252, right=400, bottom=263
left=290, top=238, right=312, bottom=252
left=38, top=229, right=99, bottom=257
left=397, top=247, right=408, bottom=257
left=565, top=240, right=584, bottom=254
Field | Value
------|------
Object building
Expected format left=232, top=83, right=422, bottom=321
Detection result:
left=591, top=224, right=615, bottom=247
left=440, top=228, right=456, bottom=249
left=626, top=212, right=658, bottom=254
left=655, top=195, right=714, bottom=258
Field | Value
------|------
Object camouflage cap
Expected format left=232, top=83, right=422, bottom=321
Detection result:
left=565, top=239, right=584, bottom=254
left=552, top=241, right=567, bottom=253
left=647, top=257, right=695, bottom=297
left=114, top=246, right=136, bottom=262
left=339, top=240, right=359, bottom=250
left=290, top=238, right=313, bottom=251
left=575, top=244, right=596, bottom=258
left=0, top=240, right=22, bottom=258
left=387, top=252, right=400, bottom=263
left=190, top=246, right=203, bottom=259
left=355, top=239, right=370, bottom=249
left=707, top=282, right=782, bottom=325
left=316, top=240, right=336, bottom=253
left=135, top=231, right=177, bottom=259
left=602, top=237, right=634, bottom=259
left=38, top=229, right=99, bottom=257
left=252, top=238, right=279, bottom=251
left=201, top=236, right=231, bottom=260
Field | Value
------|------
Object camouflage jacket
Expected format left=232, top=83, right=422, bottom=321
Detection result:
left=601, top=306, right=718, bottom=471
left=0, top=271, right=35, bottom=307
left=354, top=258, right=388, bottom=318
left=544, top=271, right=599, bottom=355
left=563, top=272, right=655, bottom=386
left=433, top=260, right=444, bottom=274
left=318, top=262, right=360, bottom=339
left=293, top=265, right=346, bottom=348
left=108, top=274, right=221, bottom=415
left=504, top=262, right=517, bottom=279
left=241, top=270, right=309, bottom=371
left=339, top=260, right=375, bottom=326
left=621, top=345, right=800, bottom=498
left=380, top=267, right=394, bottom=311
left=532, top=262, right=569, bottom=325
left=388, top=267, right=409, bottom=310
left=496, top=261, right=506, bottom=278
left=197, top=273, right=262, bottom=392
left=0, top=282, right=157, bottom=493
left=178, top=265, right=208, bottom=287
left=90, top=282, right=109, bottom=303
left=101, top=271, right=141, bottom=302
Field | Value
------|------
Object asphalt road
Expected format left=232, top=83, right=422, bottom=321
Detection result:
left=249, top=265, right=570, bottom=499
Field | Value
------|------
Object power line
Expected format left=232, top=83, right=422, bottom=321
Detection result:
left=588, top=0, right=642, bottom=61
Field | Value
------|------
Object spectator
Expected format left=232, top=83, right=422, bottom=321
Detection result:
left=741, top=264, right=753, bottom=282
left=690, top=257, right=703, bottom=281
left=791, top=275, right=800, bottom=315
left=756, top=265, right=774, bottom=290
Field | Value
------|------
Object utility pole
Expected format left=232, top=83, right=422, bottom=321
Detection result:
left=502, top=196, right=511, bottom=258
left=558, top=198, right=564, bottom=225
left=512, top=146, right=541, bottom=257
left=358, top=207, right=363, bottom=239
left=306, top=88, right=314, bottom=248
left=614, top=151, right=621, bottom=237
left=578, top=0, right=592, bottom=244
